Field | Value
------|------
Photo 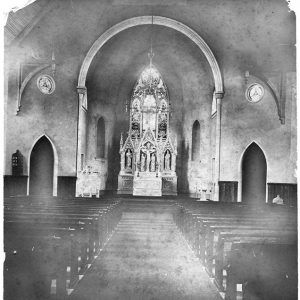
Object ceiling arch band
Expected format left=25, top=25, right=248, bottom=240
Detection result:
left=77, top=16, right=224, bottom=95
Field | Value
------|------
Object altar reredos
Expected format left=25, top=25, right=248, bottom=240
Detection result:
left=118, top=64, right=177, bottom=196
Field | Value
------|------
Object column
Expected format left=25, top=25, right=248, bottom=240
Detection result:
left=213, top=92, right=224, bottom=201
left=76, top=86, right=88, bottom=176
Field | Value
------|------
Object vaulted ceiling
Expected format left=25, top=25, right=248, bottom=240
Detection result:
left=4, top=0, right=51, bottom=46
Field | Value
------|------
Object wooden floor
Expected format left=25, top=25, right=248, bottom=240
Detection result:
left=70, top=211, right=222, bottom=300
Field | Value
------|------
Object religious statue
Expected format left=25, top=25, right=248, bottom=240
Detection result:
left=141, top=142, right=155, bottom=172
left=126, top=150, right=132, bottom=169
left=150, top=154, right=156, bottom=172
left=164, top=151, right=171, bottom=171
left=141, top=154, right=146, bottom=172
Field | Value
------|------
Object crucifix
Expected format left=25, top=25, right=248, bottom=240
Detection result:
left=141, top=142, right=155, bottom=172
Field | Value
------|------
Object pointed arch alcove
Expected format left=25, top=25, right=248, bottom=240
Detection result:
left=96, top=117, right=106, bottom=159
left=241, top=142, right=267, bottom=204
left=28, top=135, right=58, bottom=196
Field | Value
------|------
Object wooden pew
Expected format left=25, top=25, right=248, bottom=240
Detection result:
left=4, top=197, right=122, bottom=299
left=4, top=227, right=76, bottom=299
left=172, top=200, right=297, bottom=300
left=222, top=236, right=297, bottom=300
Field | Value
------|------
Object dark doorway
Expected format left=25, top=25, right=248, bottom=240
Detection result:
left=29, top=136, right=54, bottom=196
left=242, top=143, right=267, bottom=204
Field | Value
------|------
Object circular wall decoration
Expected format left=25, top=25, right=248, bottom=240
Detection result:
left=37, top=75, right=55, bottom=94
left=246, top=83, right=264, bottom=103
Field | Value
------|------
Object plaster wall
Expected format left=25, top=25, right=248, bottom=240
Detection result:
left=5, top=55, right=78, bottom=176
left=4, top=0, right=296, bottom=193
left=220, top=71, right=296, bottom=184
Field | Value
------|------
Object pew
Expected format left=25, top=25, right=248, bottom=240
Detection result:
left=4, top=196, right=123, bottom=299
left=223, top=237, right=297, bottom=300
left=172, top=199, right=297, bottom=300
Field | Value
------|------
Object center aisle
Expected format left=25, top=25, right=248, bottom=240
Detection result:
left=70, top=211, right=222, bottom=300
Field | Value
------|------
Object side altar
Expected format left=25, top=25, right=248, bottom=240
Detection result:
left=117, top=64, right=177, bottom=196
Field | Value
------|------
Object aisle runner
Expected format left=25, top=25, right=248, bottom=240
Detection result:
left=70, top=212, right=221, bottom=300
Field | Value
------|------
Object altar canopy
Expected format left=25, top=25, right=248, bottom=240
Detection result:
left=118, top=64, right=177, bottom=196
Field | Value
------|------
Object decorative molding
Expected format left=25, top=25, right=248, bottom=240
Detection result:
left=245, top=71, right=286, bottom=124
left=78, top=16, right=223, bottom=96
left=77, top=86, right=88, bottom=110
left=17, top=63, right=50, bottom=115
left=77, top=86, right=87, bottom=94
left=37, top=74, right=56, bottom=94
left=214, top=91, right=224, bottom=99
left=245, top=83, right=264, bottom=103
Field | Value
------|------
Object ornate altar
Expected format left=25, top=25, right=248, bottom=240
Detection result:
left=117, top=64, right=177, bottom=196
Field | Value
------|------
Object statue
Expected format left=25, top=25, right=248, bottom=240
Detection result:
left=141, top=142, right=155, bottom=172
left=165, top=151, right=171, bottom=171
left=141, top=154, right=146, bottom=172
left=126, top=150, right=132, bottom=169
left=150, top=154, right=156, bottom=172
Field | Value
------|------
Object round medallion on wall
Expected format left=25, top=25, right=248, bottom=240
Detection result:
left=37, top=74, right=55, bottom=94
left=246, top=83, right=264, bottom=103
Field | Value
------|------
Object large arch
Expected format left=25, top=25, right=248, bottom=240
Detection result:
left=77, top=16, right=223, bottom=93
left=76, top=16, right=224, bottom=200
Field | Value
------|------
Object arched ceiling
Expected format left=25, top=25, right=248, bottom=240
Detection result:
left=86, top=25, right=214, bottom=109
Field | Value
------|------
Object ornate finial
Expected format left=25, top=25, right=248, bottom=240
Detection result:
left=174, top=136, right=177, bottom=151
left=148, top=14, right=154, bottom=68
left=148, top=48, right=154, bottom=67
left=120, top=132, right=123, bottom=146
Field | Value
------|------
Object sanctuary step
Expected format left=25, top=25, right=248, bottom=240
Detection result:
left=120, top=196, right=176, bottom=214
left=70, top=211, right=222, bottom=300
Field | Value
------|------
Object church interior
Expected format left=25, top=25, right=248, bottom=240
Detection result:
left=3, top=0, right=297, bottom=299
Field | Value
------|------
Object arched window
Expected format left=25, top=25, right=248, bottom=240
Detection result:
left=97, top=117, right=105, bottom=158
left=191, top=120, right=200, bottom=161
